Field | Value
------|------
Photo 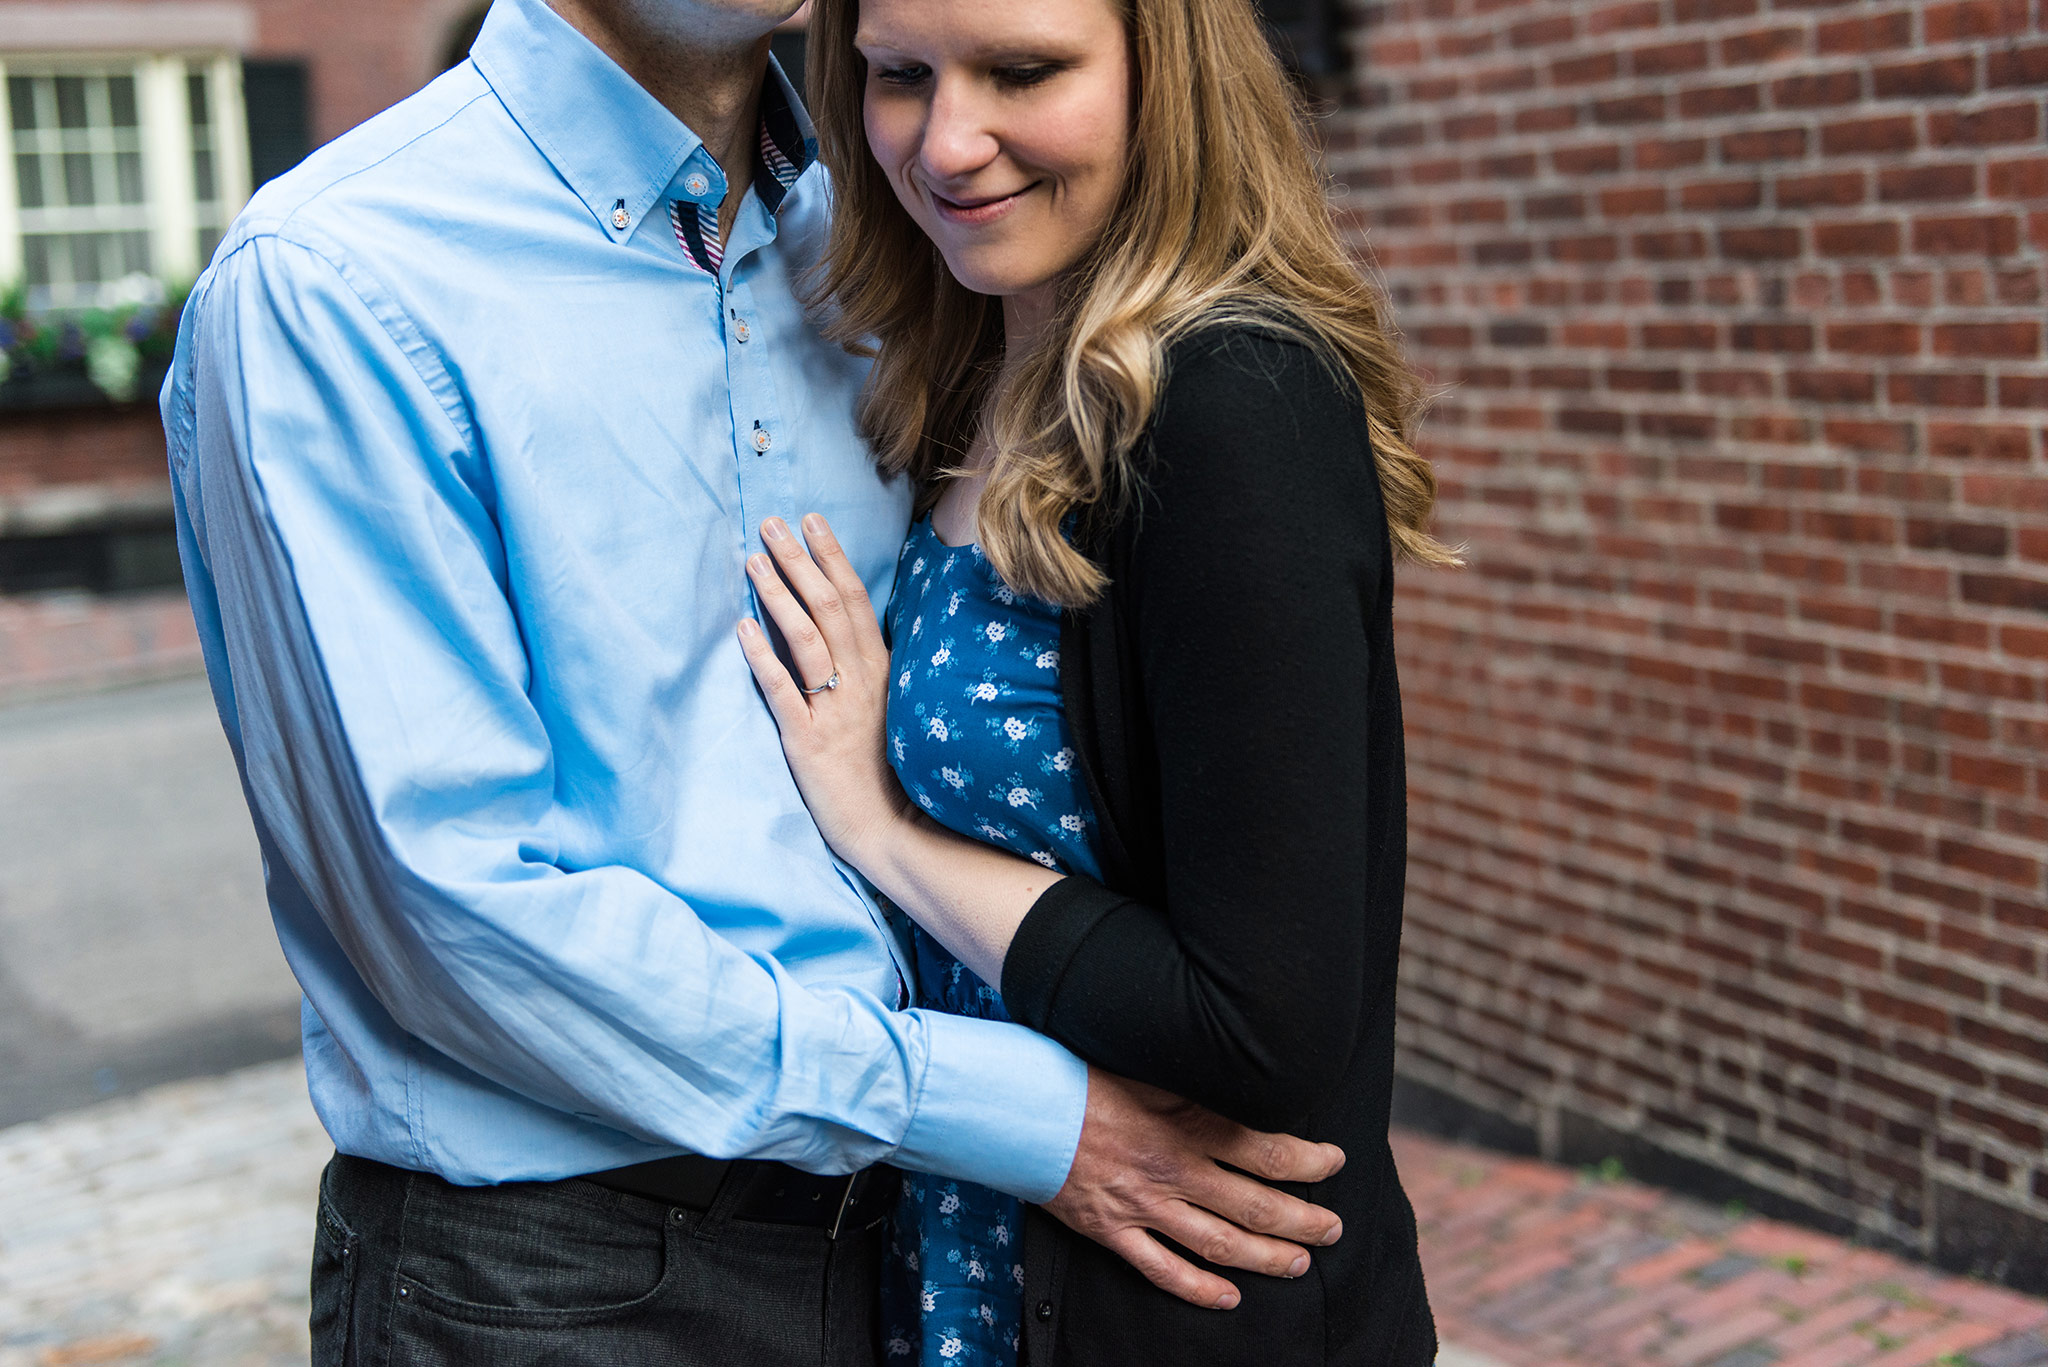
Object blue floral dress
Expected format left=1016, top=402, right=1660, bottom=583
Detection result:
left=879, top=516, right=1103, bottom=1367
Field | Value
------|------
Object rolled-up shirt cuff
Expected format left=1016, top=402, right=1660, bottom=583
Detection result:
left=891, top=1009, right=1089, bottom=1204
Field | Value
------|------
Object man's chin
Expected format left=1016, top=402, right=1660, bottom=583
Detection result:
left=598, top=0, right=803, bottom=48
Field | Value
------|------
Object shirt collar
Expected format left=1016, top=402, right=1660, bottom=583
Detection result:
left=751, top=58, right=816, bottom=216
left=470, top=0, right=814, bottom=243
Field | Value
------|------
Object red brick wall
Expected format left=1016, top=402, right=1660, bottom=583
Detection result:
left=1326, top=0, right=2048, bottom=1279
left=246, top=0, right=483, bottom=145
left=0, top=409, right=171, bottom=499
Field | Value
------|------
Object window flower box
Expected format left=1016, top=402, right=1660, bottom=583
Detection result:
left=0, top=277, right=182, bottom=412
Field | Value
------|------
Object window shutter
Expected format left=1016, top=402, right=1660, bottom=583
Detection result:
left=240, top=58, right=310, bottom=189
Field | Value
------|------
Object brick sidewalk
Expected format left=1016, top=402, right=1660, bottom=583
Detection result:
left=0, top=591, right=202, bottom=705
left=1397, top=1131, right=2048, bottom=1367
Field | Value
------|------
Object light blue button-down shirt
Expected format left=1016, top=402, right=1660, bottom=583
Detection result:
left=161, top=0, right=1088, bottom=1201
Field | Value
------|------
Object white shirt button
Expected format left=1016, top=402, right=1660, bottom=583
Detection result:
left=611, top=206, right=630, bottom=230
left=684, top=173, right=710, bottom=198
left=734, top=319, right=751, bottom=342
left=751, top=429, right=773, bottom=453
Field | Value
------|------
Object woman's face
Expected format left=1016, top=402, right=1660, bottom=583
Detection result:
left=856, top=0, right=1132, bottom=311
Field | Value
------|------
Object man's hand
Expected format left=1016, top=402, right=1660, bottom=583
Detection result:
left=1044, top=1067, right=1346, bottom=1310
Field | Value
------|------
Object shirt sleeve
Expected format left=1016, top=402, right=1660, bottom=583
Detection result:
left=1001, top=330, right=1402, bottom=1135
left=168, top=233, right=1086, bottom=1201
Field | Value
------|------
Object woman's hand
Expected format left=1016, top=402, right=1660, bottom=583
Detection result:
left=737, top=514, right=911, bottom=870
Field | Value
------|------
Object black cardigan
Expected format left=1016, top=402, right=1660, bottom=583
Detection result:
left=999, top=326, right=1436, bottom=1366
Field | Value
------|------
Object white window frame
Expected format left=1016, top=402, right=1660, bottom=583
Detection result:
left=0, top=49, right=250, bottom=307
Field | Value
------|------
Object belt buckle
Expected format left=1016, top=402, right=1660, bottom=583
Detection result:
left=824, top=1171, right=863, bottom=1241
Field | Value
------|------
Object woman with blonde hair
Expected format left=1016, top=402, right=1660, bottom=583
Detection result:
left=734, top=0, right=1451, bottom=1360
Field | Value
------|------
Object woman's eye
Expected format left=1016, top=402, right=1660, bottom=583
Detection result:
left=993, top=64, right=1062, bottom=88
left=874, top=64, right=931, bottom=88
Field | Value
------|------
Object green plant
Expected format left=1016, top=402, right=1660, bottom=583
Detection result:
left=0, top=275, right=189, bottom=401
left=1577, top=1156, right=1628, bottom=1185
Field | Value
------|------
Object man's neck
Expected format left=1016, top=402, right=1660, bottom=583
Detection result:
left=547, top=1, right=772, bottom=239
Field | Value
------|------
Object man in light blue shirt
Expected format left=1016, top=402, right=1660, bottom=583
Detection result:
left=166, top=0, right=1340, bottom=1357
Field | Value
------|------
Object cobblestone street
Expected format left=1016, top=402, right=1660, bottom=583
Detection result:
left=0, top=1063, right=323, bottom=1367
left=5, top=1059, right=2046, bottom=1366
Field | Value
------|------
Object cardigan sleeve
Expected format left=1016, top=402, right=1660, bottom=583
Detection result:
left=1002, top=329, right=1400, bottom=1134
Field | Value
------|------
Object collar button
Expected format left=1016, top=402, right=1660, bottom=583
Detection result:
left=611, top=206, right=630, bottom=230
left=685, top=173, right=711, bottom=198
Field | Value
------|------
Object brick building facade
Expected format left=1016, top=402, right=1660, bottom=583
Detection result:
left=1326, top=0, right=2048, bottom=1289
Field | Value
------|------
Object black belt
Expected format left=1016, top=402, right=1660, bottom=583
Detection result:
left=584, top=1155, right=899, bottom=1239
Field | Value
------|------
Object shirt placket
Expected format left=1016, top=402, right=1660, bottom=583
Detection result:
left=724, top=190, right=912, bottom=1007
left=718, top=207, right=793, bottom=565
left=681, top=159, right=908, bottom=1008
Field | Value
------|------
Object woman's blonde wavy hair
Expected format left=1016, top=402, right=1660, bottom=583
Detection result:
left=805, top=0, right=1458, bottom=606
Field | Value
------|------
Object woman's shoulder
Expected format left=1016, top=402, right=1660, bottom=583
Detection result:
left=1135, top=317, right=1378, bottom=514
left=1155, top=317, right=1363, bottom=427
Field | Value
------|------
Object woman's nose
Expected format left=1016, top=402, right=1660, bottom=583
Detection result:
left=919, top=77, right=1000, bottom=181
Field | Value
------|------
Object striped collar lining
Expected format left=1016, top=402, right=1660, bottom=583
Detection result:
left=669, top=78, right=810, bottom=276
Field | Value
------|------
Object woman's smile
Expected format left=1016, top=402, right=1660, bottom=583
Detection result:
left=929, top=183, right=1041, bottom=227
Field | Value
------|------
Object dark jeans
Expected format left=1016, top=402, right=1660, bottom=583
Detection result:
left=312, top=1153, right=889, bottom=1366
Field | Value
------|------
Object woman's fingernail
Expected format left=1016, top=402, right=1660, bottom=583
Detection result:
left=1214, top=1292, right=1239, bottom=1310
left=749, top=554, right=771, bottom=574
left=737, top=619, right=759, bottom=638
left=1288, top=1254, right=1309, bottom=1277
left=803, top=512, right=826, bottom=536
left=762, top=518, right=788, bottom=541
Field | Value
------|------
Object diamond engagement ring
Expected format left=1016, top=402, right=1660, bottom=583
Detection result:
left=799, top=670, right=842, bottom=696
